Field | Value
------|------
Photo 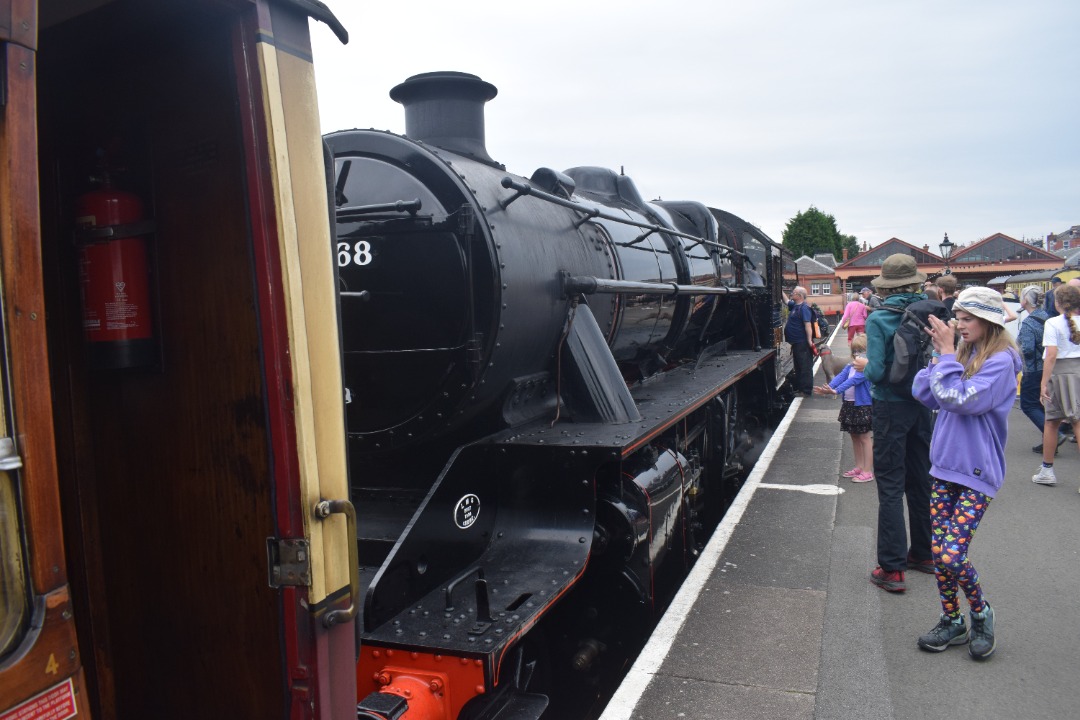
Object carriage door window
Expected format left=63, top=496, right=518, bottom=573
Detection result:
left=0, top=321, right=30, bottom=659
left=0, top=469, right=29, bottom=659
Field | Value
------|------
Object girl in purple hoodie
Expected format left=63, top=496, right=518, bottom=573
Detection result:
left=911, top=286, right=1022, bottom=661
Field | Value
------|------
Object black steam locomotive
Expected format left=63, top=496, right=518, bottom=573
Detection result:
left=326, top=72, right=791, bottom=720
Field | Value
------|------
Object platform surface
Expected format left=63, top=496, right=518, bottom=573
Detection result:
left=600, top=331, right=1080, bottom=720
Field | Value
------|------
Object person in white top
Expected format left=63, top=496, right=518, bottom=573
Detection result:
left=1033, top=283, right=1080, bottom=487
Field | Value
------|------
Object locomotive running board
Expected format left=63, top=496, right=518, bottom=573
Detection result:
left=502, top=348, right=775, bottom=458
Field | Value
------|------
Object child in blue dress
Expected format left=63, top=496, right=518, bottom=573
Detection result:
left=912, top=286, right=1022, bottom=661
left=814, top=333, right=874, bottom=482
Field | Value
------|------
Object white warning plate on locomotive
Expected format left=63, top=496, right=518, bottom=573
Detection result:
left=453, top=494, right=480, bottom=529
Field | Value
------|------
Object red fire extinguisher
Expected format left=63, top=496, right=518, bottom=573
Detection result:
left=75, top=178, right=156, bottom=369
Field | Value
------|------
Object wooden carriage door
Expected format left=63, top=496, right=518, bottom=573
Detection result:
left=0, top=1, right=89, bottom=716
left=234, top=3, right=358, bottom=718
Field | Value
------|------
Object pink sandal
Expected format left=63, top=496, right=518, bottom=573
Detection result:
left=842, top=467, right=862, bottom=478
left=852, top=471, right=875, bottom=483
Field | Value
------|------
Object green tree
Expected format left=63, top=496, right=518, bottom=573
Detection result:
left=782, top=206, right=848, bottom=261
left=840, top=233, right=860, bottom=261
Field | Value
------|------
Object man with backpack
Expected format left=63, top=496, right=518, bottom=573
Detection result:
left=853, top=254, right=946, bottom=593
left=809, top=302, right=831, bottom=342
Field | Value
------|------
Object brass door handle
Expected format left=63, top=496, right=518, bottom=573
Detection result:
left=314, top=499, right=359, bottom=628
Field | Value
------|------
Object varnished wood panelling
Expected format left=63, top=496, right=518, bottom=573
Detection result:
left=38, top=4, right=285, bottom=719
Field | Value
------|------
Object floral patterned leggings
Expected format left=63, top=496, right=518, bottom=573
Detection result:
left=930, top=479, right=992, bottom=618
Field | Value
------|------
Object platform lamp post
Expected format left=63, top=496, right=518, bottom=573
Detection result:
left=939, top=232, right=955, bottom=275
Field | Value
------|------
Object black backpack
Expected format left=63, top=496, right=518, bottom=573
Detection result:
left=879, top=299, right=950, bottom=398
left=810, top=304, right=830, bottom=341
left=1029, top=313, right=1047, bottom=361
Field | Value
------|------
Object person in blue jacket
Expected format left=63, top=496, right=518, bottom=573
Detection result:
left=783, top=287, right=815, bottom=396
left=814, top=333, right=873, bottom=482
left=912, top=286, right=1022, bottom=661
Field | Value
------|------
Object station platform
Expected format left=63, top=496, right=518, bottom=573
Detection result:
left=599, top=330, right=1080, bottom=720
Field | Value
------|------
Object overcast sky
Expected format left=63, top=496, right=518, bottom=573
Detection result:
left=309, top=0, right=1078, bottom=254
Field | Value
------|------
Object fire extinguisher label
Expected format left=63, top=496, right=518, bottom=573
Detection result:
left=79, top=238, right=152, bottom=342
left=105, top=281, right=140, bottom=330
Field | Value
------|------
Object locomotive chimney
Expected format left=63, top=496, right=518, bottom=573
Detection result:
left=390, top=71, right=498, bottom=165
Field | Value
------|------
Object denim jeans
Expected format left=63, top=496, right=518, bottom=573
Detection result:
left=872, top=398, right=933, bottom=572
left=1019, top=369, right=1044, bottom=433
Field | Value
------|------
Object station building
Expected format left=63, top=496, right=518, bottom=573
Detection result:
left=796, top=233, right=1077, bottom=320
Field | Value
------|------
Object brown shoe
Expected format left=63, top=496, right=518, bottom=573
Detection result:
left=907, top=555, right=936, bottom=574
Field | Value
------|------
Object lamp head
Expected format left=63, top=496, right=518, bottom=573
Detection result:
left=939, top=232, right=955, bottom=262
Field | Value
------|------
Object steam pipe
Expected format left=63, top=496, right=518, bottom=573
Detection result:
left=561, top=272, right=747, bottom=298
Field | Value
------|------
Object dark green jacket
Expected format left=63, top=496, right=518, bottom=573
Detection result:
left=864, top=293, right=925, bottom=402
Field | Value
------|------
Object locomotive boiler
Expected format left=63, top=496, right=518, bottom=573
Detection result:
left=327, top=72, right=789, bottom=720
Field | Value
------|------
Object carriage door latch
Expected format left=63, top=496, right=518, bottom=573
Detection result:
left=266, top=538, right=312, bottom=587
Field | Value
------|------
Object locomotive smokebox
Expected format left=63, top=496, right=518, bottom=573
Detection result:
left=390, top=71, right=498, bottom=165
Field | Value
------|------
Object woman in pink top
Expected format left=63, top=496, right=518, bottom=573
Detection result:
left=840, top=293, right=869, bottom=343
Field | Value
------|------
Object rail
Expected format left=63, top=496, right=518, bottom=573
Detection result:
left=336, top=199, right=422, bottom=221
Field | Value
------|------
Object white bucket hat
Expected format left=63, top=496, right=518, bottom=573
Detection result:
left=954, top=286, right=1006, bottom=327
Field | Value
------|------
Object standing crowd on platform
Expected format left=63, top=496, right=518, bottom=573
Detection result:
left=793, top=252, right=1080, bottom=663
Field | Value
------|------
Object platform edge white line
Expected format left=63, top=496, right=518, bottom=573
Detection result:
left=597, top=391, right=806, bottom=720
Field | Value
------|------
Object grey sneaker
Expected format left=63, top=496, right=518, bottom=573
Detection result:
left=1032, top=465, right=1057, bottom=485
left=918, top=614, right=968, bottom=652
left=968, top=604, right=996, bottom=660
